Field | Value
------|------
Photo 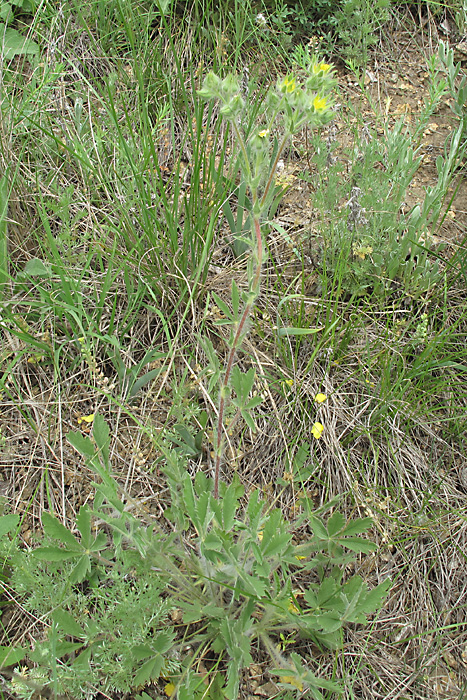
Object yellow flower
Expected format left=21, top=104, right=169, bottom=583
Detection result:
left=77, top=414, right=95, bottom=425
left=164, top=683, right=176, bottom=697
left=287, top=598, right=300, bottom=614
left=314, top=393, right=327, bottom=403
left=311, top=422, right=324, bottom=439
left=282, top=76, right=296, bottom=93
left=279, top=675, right=303, bottom=691
left=313, top=95, right=327, bottom=112
left=258, top=128, right=270, bottom=138
left=312, top=61, right=331, bottom=74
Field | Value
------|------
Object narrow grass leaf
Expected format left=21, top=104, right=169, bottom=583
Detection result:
left=0, top=172, right=8, bottom=300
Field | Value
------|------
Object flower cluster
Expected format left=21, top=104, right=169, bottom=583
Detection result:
left=272, top=63, right=336, bottom=132
left=198, top=72, right=244, bottom=120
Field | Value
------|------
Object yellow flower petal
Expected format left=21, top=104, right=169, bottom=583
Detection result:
left=314, top=393, right=327, bottom=403
left=258, top=129, right=269, bottom=138
left=311, top=422, right=324, bottom=439
left=281, top=76, right=297, bottom=93
left=313, top=95, right=327, bottom=112
left=77, top=414, right=95, bottom=424
left=288, top=599, right=300, bottom=614
left=164, top=683, right=176, bottom=697
left=279, top=675, right=303, bottom=691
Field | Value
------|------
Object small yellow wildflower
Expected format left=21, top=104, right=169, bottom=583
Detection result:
left=279, top=675, right=303, bottom=691
left=282, top=76, right=296, bottom=93
left=317, top=62, right=331, bottom=73
left=311, top=422, right=324, bottom=439
left=77, top=414, right=95, bottom=425
left=314, top=393, right=327, bottom=403
left=284, top=378, right=294, bottom=387
left=258, top=128, right=269, bottom=138
left=164, top=682, right=176, bottom=697
left=313, top=95, right=327, bottom=112
left=287, top=598, right=300, bottom=614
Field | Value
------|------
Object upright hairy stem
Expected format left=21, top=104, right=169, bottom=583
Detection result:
left=203, top=65, right=335, bottom=498
left=213, top=130, right=291, bottom=498
left=213, top=215, right=262, bottom=499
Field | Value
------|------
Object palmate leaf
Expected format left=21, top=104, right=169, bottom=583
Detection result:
left=69, top=554, right=92, bottom=584
left=342, top=537, right=377, bottom=554
left=52, top=609, right=86, bottom=638
left=41, top=511, right=80, bottom=549
left=0, top=645, right=26, bottom=668
left=326, top=511, right=345, bottom=536
left=341, top=516, right=374, bottom=536
left=67, top=430, right=95, bottom=459
left=275, top=652, right=343, bottom=698
left=76, top=504, right=91, bottom=548
left=92, top=413, right=110, bottom=466
left=344, top=577, right=392, bottom=621
left=32, top=546, right=81, bottom=561
left=0, top=513, right=19, bottom=539
left=0, top=25, right=39, bottom=59
left=308, top=514, right=328, bottom=540
left=221, top=482, right=238, bottom=531
left=132, top=632, right=175, bottom=687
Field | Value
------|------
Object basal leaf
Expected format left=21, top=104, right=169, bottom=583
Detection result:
left=0, top=25, right=40, bottom=59
left=133, top=655, right=164, bottom=687
left=92, top=414, right=110, bottom=463
left=22, top=257, right=50, bottom=277
left=90, top=532, right=108, bottom=551
left=342, top=517, right=374, bottom=536
left=69, top=554, right=91, bottom=584
left=131, top=644, right=153, bottom=660
left=32, top=546, right=81, bottom=561
left=72, top=646, right=93, bottom=668
left=326, top=511, right=345, bottom=536
left=54, top=641, right=84, bottom=658
left=67, top=430, right=96, bottom=459
left=356, top=578, right=392, bottom=616
left=41, top=511, right=80, bottom=549
left=0, top=513, right=19, bottom=539
left=0, top=645, right=26, bottom=668
left=342, top=537, right=377, bottom=554
left=308, top=515, right=328, bottom=540
left=52, top=609, right=86, bottom=638
left=76, top=504, right=91, bottom=548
